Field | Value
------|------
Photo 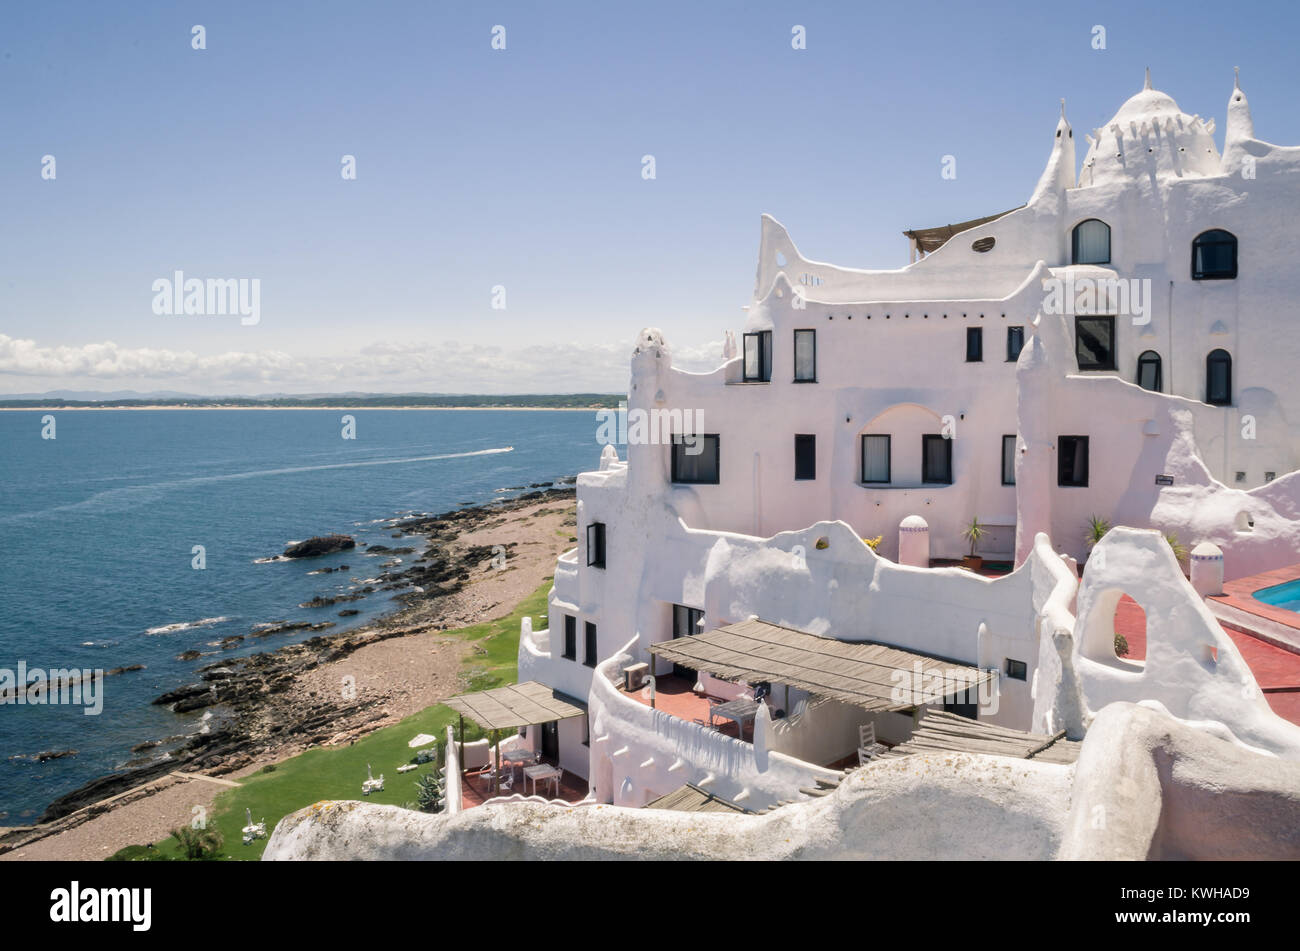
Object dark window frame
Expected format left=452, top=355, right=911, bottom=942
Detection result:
left=1005, top=658, right=1028, bottom=681
left=1071, top=218, right=1111, bottom=265
left=921, top=434, right=953, bottom=485
left=793, top=329, right=817, bottom=382
left=670, top=433, right=720, bottom=485
left=586, top=522, right=606, bottom=569
left=562, top=615, right=576, bottom=661
left=860, top=434, right=892, bottom=484
left=1206, top=349, right=1232, bottom=406
left=794, top=434, right=816, bottom=481
left=1006, top=326, right=1025, bottom=362
left=583, top=621, right=598, bottom=668
left=1191, top=229, right=1238, bottom=280
left=1136, top=350, right=1162, bottom=392
left=1058, top=435, right=1090, bottom=487
left=742, top=330, right=773, bottom=382
left=966, top=327, right=983, bottom=362
left=1001, top=434, right=1016, bottom=486
left=1075, top=315, right=1117, bottom=371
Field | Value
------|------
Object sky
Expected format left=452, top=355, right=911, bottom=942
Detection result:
left=3, top=0, right=1299, bottom=395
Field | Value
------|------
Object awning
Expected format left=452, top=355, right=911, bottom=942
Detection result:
left=903, top=206, right=1023, bottom=254
left=444, top=681, right=586, bottom=731
left=647, top=618, right=994, bottom=712
left=645, top=783, right=751, bottom=814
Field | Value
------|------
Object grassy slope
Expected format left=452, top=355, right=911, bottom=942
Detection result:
left=112, top=578, right=551, bottom=861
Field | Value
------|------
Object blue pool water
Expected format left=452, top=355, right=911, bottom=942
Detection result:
left=1253, top=578, right=1300, bottom=613
left=0, top=408, right=602, bottom=820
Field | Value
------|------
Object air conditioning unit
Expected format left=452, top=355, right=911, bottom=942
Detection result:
left=623, top=662, right=650, bottom=692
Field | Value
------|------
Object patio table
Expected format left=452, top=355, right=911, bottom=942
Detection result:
left=502, top=748, right=536, bottom=784
left=709, top=697, right=760, bottom=740
left=524, top=763, right=562, bottom=798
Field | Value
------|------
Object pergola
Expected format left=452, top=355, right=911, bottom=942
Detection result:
left=647, top=618, right=995, bottom=712
left=902, top=205, right=1023, bottom=260
left=444, top=681, right=585, bottom=788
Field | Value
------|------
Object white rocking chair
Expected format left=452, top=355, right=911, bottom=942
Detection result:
left=857, top=723, right=887, bottom=765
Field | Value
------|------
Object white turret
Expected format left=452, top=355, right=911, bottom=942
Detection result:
left=1222, top=67, right=1256, bottom=175
left=1028, top=99, right=1077, bottom=204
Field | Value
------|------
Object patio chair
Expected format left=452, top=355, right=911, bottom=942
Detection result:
left=857, top=722, right=887, bottom=765
left=497, top=770, right=514, bottom=792
left=547, top=766, right=563, bottom=798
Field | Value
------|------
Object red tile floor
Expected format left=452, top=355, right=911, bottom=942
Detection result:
left=1113, top=592, right=1300, bottom=726
left=459, top=758, right=590, bottom=808
left=620, top=676, right=751, bottom=741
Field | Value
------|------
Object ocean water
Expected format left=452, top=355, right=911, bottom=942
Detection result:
left=0, top=409, right=602, bottom=821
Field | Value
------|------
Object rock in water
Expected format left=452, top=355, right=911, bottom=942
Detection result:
left=283, top=535, right=355, bottom=558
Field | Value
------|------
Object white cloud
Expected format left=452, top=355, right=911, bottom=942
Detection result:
left=0, top=333, right=728, bottom=394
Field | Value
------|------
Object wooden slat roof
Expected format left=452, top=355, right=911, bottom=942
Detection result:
left=877, top=709, right=1081, bottom=764
left=902, top=206, right=1024, bottom=253
left=645, top=783, right=751, bottom=814
left=647, top=618, right=994, bottom=712
left=444, top=681, right=585, bottom=731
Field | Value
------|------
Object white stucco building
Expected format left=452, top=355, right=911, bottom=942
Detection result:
left=516, top=72, right=1300, bottom=811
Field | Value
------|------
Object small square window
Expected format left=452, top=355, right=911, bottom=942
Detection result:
left=966, top=327, right=983, bottom=362
left=1001, top=435, right=1016, bottom=486
left=1058, top=436, right=1089, bottom=487
left=922, top=434, right=953, bottom=485
left=1005, top=658, right=1027, bottom=681
left=1235, top=471, right=1246, bottom=483
left=1006, top=326, right=1025, bottom=362
left=861, top=434, right=891, bottom=484
left=671, top=434, right=720, bottom=484
left=793, top=329, right=816, bottom=382
left=562, top=615, right=576, bottom=660
left=586, top=522, right=606, bottom=568
left=794, top=434, right=816, bottom=480
left=1266, top=471, right=1276, bottom=483
left=1075, top=316, right=1116, bottom=371
left=743, top=331, right=772, bottom=382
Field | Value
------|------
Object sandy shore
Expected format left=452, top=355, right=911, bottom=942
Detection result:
left=0, top=494, right=577, bottom=861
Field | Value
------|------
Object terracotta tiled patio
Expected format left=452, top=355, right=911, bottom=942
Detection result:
left=459, top=757, right=590, bottom=808
left=1209, top=563, right=1300, bottom=632
left=621, top=675, right=752, bottom=741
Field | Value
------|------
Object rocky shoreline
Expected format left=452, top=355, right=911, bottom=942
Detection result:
left=3, top=483, right=576, bottom=846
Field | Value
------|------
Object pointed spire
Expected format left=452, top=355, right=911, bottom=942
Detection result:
left=1144, top=67, right=1152, bottom=90
left=1060, top=98, right=1067, bottom=120
left=1234, top=66, right=1240, bottom=90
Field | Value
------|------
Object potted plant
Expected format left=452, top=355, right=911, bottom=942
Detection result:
left=961, top=517, right=985, bottom=570
left=1084, top=515, right=1111, bottom=550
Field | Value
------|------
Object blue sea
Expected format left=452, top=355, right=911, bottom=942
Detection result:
left=0, top=409, right=601, bottom=822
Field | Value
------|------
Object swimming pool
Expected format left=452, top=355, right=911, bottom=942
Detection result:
left=1253, top=578, right=1300, bottom=613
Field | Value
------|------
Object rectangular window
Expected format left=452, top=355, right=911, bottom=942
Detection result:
left=584, top=621, right=598, bottom=668
left=1002, top=435, right=1016, bottom=486
left=1075, top=316, right=1116, bottom=371
left=562, top=615, right=576, bottom=660
left=671, top=433, right=720, bottom=484
left=793, top=329, right=816, bottom=382
left=742, top=330, right=772, bottom=382
left=966, top=327, right=983, bottom=362
left=794, top=434, right=816, bottom=480
left=581, top=714, right=590, bottom=747
left=586, top=522, right=606, bottom=568
left=1058, top=436, right=1089, bottom=487
left=922, top=435, right=953, bottom=484
left=861, top=434, right=891, bottom=484
left=1005, top=658, right=1027, bottom=681
left=1006, top=326, right=1025, bottom=362
left=673, top=604, right=704, bottom=639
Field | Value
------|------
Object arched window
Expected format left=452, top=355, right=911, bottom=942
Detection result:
left=1192, top=229, right=1237, bottom=280
left=1136, top=351, right=1162, bottom=392
left=1206, top=349, right=1232, bottom=406
left=1072, top=219, right=1111, bottom=265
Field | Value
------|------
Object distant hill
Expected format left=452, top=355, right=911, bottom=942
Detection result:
left=0, top=393, right=624, bottom=409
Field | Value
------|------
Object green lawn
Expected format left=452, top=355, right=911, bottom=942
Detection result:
left=109, top=577, right=552, bottom=861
